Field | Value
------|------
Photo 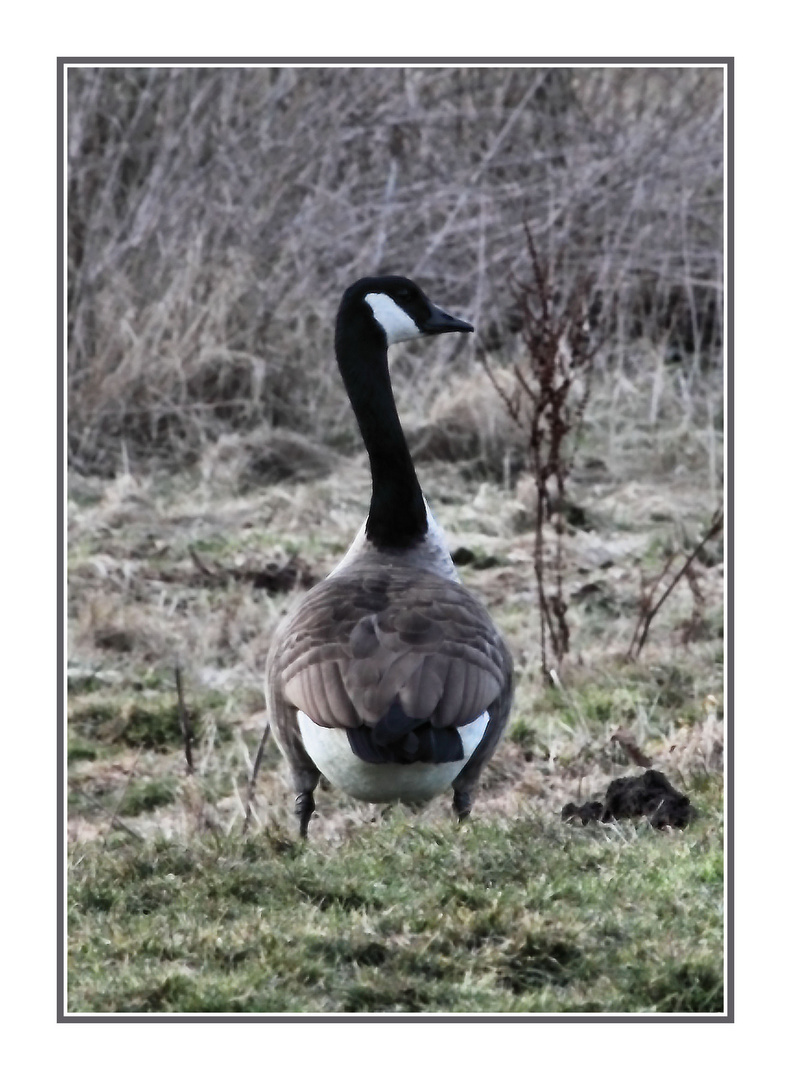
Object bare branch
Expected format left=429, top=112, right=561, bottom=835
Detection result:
left=175, top=663, right=195, bottom=776
left=628, top=508, right=724, bottom=660
left=243, top=722, right=271, bottom=835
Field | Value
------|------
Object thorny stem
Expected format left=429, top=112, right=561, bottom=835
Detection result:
left=482, top=220, right=599, bottom=677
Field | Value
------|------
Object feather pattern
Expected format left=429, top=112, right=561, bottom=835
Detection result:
left=275, top=563, right=508, bottom=738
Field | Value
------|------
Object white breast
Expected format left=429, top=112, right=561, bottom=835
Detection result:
left=297, top=711, right=490, bottom=803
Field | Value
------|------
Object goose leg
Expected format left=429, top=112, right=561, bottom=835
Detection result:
left=295, top=790, right=316, bottom=838
left=451, top=677, right=514, bottom=824
left=292, top=761, right=320, bottom=839
left=452, top=787, right=474, bottom=822
left=267, top=689, right=321, bottom=838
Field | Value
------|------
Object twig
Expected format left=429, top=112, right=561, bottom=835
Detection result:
left=627, top=508, right=724, bottom=659
left=626, top=550, right=678, bottom=660
left=174, top=663, right=195, bottom=775
left=478, top=353, right=522, bottom=426
left=610, top=727, right=653, bottom=768
left=680, top=561, right=707, bottom=644
left=189, top=546, right=219, bottom=580
left=242, top=722, right=271, bottom=835
left=548, top=667, right=586, bottom=727
left=80, top=791, right=144, bottom=843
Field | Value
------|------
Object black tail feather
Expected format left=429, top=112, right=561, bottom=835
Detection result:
left=348, top=701, right=464, bottom=764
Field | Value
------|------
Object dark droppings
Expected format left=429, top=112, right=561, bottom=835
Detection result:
left=562, top=770, right=696, bottom=829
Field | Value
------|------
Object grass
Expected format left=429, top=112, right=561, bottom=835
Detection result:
left=66, top=357, right=724, bottom=1013
left=68, top=797, right=723, bottom=1014
left=66, top=576, right=724, bottom=1016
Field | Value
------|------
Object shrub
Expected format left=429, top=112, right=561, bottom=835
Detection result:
left=68, top=66, right=723, bottom=475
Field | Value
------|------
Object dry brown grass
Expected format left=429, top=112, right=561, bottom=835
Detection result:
left=68, top=65, right=723, bottom=474
left=68, top=352, right=723, bottom=846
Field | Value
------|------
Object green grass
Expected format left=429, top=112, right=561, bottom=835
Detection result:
left=67, top=452, right=724, bottom=1016
left=68, top=688, right=234, bottom=751
left=66, top=649, right=724, bottom=1016
left=68, top=791, right=723, bottom=1015
left=115, top=778, right=179, bottom=817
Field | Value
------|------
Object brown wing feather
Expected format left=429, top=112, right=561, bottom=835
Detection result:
left=399, top=655, right=446, bottom=719
left=275, top=564, right=509, bottom=732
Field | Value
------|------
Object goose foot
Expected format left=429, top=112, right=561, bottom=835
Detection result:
left=452, top=789, right=473, bottom=822
left=295, top=791, right=316, bottom=838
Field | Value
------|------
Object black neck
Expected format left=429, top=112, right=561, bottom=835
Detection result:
left=335, top=307, right=427, bottom=549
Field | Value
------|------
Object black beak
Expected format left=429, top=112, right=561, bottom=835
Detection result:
left=422, top=303, right=474, bottom=336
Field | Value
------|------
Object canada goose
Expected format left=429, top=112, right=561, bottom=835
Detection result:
left=264, top=275, right=513, bottom=837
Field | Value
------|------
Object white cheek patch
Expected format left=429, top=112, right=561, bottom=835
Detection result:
left=364, top=292, right=422, bottom=344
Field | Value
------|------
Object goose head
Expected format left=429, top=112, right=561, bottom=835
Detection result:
left=337, top=275, right=474, bottom=348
